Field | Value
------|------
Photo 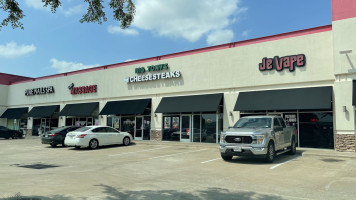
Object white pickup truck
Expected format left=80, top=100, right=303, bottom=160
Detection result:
left=219, top=116, right=297, bottom=163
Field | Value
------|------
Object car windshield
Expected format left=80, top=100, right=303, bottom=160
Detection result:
left=233, top=117, right=272, bottom=128
left=74, top=127, right=91, bottom=132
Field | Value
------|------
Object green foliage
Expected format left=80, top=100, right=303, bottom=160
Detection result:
left=0, top=0, right=25, bottom=30
left=0, top=0, right=136, bottom=31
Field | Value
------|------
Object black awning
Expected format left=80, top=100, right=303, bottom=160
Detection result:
left=59, top=102, right=99, bottom=117
left=0, top=107, right=28, bottom=119
left=353, top=80, right=356, bottom=106
left=28, top=105, right=59, bottom=118
left=155, top=93, right=223, bottom=113
left=234, top=86, right=332, bottom=111
left=100, top=99, right=151, bottom=115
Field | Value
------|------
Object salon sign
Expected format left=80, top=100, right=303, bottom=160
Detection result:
left=25, top=86, right=55, bottom=96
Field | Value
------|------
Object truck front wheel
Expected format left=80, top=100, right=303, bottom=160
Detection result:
left=265, top=142, right=275, bottom=163
left=221, top=153, right=233, bottom=161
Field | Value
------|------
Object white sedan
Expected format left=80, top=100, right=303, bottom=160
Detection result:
left=64, top=126, right=132, bottom=149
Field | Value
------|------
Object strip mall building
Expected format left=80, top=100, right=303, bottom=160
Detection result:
left=1, top=0, right=355, bottom=152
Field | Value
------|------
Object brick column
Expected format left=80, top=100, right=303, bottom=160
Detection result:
left=335, top=134, right=355, bottom=152
left=150, top=130, right=162, bottom=141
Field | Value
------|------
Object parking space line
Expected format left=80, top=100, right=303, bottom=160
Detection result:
left=270, top=155, right=302, bottom=170
left=149, top=148, right=207, bottom=160
left=201, top=158, right=221, bottom=164
left=108, top=146, right=171, bottom=157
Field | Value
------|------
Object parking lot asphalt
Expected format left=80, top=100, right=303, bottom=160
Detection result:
left=1, top=137, right=356, bottom=200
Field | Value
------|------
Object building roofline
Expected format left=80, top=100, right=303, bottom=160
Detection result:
left=0, top=73, right=33, bottom=85
left=9, top=24, right=332, bottom=85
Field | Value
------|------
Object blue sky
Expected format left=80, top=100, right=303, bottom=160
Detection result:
left=0, top=0, right=331, bottom=78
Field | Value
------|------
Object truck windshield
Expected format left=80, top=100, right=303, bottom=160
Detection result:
left=233, top=117, right=272, bottom=128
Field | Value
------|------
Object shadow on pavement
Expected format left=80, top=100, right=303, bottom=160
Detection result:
left=223, top=150, right=303, bottom=165
left=2, top=186, right=288, bottom=200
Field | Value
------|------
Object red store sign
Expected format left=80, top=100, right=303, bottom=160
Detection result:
left=259, top=54, right=306, bottom=72
left=68, top=83, right=97, bottom=95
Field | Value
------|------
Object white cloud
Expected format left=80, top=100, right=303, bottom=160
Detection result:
left=207, top=30, right=234, bottom=46
left=0, top=42, right=36, bottom=58
left=242, top=30, right=250, bottom=38
left=50, top=58, right=100, bottom=73
left=25, top=0, right=84, bottom=16
left=25, top=0, right=49, bottom=11
left=125, top=59, right=135, bottom=62
left=62, top=4, right=85, bottom=16
left=108, top=26, right=139, bottom=36
left=132, top=0, right=246, bottom=44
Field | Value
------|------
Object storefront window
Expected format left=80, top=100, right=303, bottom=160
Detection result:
left=143, top=116, right=151, bottom=140
left=113, top=116, right=121, bottom=129
left=299, top=112, right=334, bottom=149
left=202, top=114, right=217, bottom=143
left=218, top=113, right=223, bottom=143
left=107, top=116, right=113, bottom=127
left=121, top=116, right=135, bottom=138
left=193, top=115, right=201, bottom=142
left=162, top=116, right=180, bottom=141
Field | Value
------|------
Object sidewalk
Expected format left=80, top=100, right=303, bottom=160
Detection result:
left=298, top=147, right=356, bottom=159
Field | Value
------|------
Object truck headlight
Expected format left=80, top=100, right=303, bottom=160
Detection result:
left=253, top=135, right=265, bottom=144
left=220, top=134, right=226, bottom=143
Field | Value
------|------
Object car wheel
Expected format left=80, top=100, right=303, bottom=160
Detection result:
left=265, top=141, right=275, bottom=163
left=221, top=153, right=233, bottom=161
left=50, top=144, right=57, bottom=147
left=288, top=137, right=296, bottom=155
left=123, top=137, right=130, bottom=146
left=89, top=139, right=99, bottom=149
left=62, top=141, right=66, bottom=147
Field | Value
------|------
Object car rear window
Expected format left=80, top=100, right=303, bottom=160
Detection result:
left=74, top=127, right=91, bottom=132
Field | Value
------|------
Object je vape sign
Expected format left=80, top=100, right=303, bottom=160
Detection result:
left=259, top=54, right=306, bottom=72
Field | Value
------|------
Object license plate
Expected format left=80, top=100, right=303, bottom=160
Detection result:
left=233, top=146, right=242, bottom=152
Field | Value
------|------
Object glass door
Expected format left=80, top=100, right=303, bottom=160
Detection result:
left=135, top=116, right=143, bottom=140
left=180, top=115, right=191, bottom=142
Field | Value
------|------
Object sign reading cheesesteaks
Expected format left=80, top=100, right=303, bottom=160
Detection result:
left=125, top=63, right=181, bottom=83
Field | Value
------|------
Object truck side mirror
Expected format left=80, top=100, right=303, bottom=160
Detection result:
left=274, top=126, right=283, bottom=131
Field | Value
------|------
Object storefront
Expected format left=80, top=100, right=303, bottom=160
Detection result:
left=235, top=86, right=333, bottom=148
left=0, top=0, right=356, bottom=151
left=27, top=105, right=59, bottom=136
left=0, top=107, right=28, bottom=132
left=59, top=102, right=99, bottom=127
left=100, top=99, right=151, bottom=140
left=155, top=93, right=223, bottom=143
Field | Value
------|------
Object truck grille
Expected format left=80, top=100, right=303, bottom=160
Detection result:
left=225, top=136, right=252, bottom=144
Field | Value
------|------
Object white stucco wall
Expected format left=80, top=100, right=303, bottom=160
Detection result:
left=333, top=17, right=356, bottom=134
left=6, top=30, right=334, bottom=108
left=0, top=85, right=8, bottom=126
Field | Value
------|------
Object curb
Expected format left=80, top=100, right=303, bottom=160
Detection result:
left=299, top=148, right=356, bottom=159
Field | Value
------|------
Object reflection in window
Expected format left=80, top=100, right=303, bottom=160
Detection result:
left=121, top=116, right=135, bottom=138
left=202, top=114, right=217, bottom=143
left=299, top=112, right=334, bottom=149
left=143, top=116, right=151, bottom=140
left=162, top=116, right=180, bottom=141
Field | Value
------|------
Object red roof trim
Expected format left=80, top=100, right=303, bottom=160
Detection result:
left=10, top=25, right=332, bottom=85
left=0, top=73, right=32, bottom=85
